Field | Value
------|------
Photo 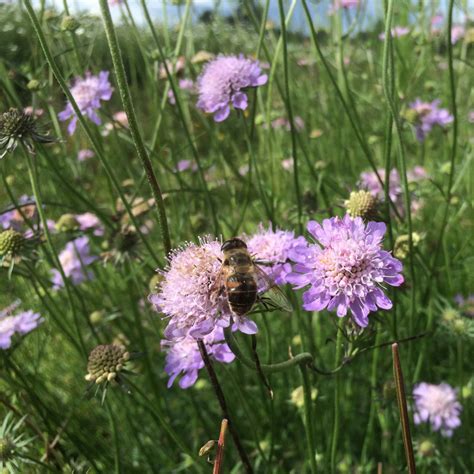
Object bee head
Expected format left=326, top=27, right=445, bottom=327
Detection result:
left=221, top=238, right=247, bottom=252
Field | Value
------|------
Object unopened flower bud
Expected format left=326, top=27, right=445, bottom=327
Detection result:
left=55, top=213, right=79, bottom=232
left=0, top=229, right=25, bottom=257
left=89, top=310, right=104, bottom=326
left=27, top=79, right=41, bottom=92
left=61, top=15, right=80, bottom=32
left=418, top=439, right=435, bottom=458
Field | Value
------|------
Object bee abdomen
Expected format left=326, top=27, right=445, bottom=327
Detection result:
left=226, top=273, right=257, bottom=316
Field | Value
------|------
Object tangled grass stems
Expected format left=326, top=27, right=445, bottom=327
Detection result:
left=23, top=0, right=162, bottom=265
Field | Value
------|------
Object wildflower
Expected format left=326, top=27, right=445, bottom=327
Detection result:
left=77, top=149, right=94, bottom=161
left=60, top=15, right=80, bottom=32
left=76, top=212, right=104, bottom=236
left=51, top=236, right=96, bottom=288
left=85, top=344, right=130, bottom=384
left=196, top=55, right=268, bottom=122
left=270, top=116, right=305, bottom=132
left=58, top=71, right=113, bottom=135
left=168, top=78, right=195, bottom=105
left=451, top=25, right=465, bottom=44
left=331, top=0, right=359, bottom=11
left=287, top=216, right=404, bottom=327
left=161, top=327, right=234, bottom=389
left=408, top=99, right=453, bottom=141
left=158, top=56, right=186, bottom=79
left=191, top=50, right=214, bottom=64
left=26, top=79, right=41, bottom=92
left=246, top=225, right=306, bottom=285
left=149, top=237, right=257, bottom=339
left=344, top=190, right=379, bottom=220
left=175, top=159, right=198, bottom=172
left=0, top=108, right=54, bottom=158
left=281, top=157, right=294, bottom=171
left=0, top=303, right=43, bottom=349
left=413, top=382, right=462, bottom=437
left=0, top=229, right=37, bottom=268
left=103, top=110, right=129, bottom=136
left=379, top=26, right=410, bottom=40
left=454, top=294, right=474, bottom=318
left=0, top=195, right=36, bottom=231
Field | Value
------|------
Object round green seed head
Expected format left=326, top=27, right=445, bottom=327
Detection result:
left=0, top=436, right=15, bottom=462
left=55, top=213, right=79, bottom=232
left=85, top=344, right=129, bottom=384
left=344, top=190, right=378, bottom=220
left=0, top=229, right=25, bottom=256
left=61, top=15, right=80, bottom=32
left=27, top=79, right=41, bottom=92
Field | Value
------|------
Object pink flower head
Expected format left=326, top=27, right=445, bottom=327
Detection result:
left=331, top=0, right=359, bottom=12
left=149, top=238, right=258, bottom=340
left=168, top=78, right=196, bottom=105
left=196, top=55, right=268, bottom=122
left=75, top=212, right=104, bottom=236
left=246, top=225, right=306, bottom=285
left=287, top=216, right=404, bottom=327
left=161, top=327, right=235, bottom=389
left=77, top=149, right=95, bottom=161
left=281, top=157, right=294, bottom=171
left=413, top=382, right=462, bottom=437
left=271, top=116, right=305, bottom=132
left=51, top=236, right=96, bottom=288
left=379, top=26, right=410, bottom=40
left=0, top=195, right=36, bottom=230
left=175, top=159, right=198, bottom=172
left=58, top=71, right=113, bottom=135
left=451, top=25, right=465, bottom=44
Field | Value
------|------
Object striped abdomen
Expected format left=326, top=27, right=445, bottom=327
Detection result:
left=225, top=272, right=258, bottom=316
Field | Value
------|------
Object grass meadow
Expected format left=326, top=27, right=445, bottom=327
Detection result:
left=0, top=0, right=473, bottom=472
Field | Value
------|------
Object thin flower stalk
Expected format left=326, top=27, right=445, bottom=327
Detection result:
left=330, top=328, right=343, bottom=473
left=213, top=419, right=228, bottom=474
left=300, top=364, right=317, bottom=474
left=98, top=0, right=171, bottom=256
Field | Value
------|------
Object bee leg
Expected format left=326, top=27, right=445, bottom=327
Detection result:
left=256, top=295, right=272, bottom=312
left=253, top=259, right=287, bottom=266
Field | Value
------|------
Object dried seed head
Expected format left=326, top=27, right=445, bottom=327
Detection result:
left=0, top=229, right=25, bottom=257
left=55, top=213, right=80, bottom=233
left=0, top=436, right=15, bottom=463
left=344, top=190, right=379, bottom=220
left=0, top=108, right=54, bottom=158
left=85, top=344, right=130, bottom=384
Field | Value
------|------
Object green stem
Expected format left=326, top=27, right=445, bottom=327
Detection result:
left=106, top=400, right=122, bottom=474
left=98, top=0, right=171, bottom=256
left=277, top=0, right=302, bottom=234
left=24, top=150, right=87, bottom=357
left=330, top=327, right=343, bottom=473
left=300, top=364, right=317, bottom=474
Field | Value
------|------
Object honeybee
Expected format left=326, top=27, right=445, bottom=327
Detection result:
left=214, top=238, right=292, bottom=316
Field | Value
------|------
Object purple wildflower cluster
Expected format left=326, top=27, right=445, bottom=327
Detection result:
left=196, top=55, right=268, bottom=122
left=59, top=71, right=113, bottom=135
left=287, top=216, right=403, bottom=327
left=379, top=26, right=410, bottom=40
left=168, top=79, right=196, bottom=105
left=413, top=382, right=462, bottom=437
left=75, top=213, right=104, bottom=236
left=51, top=236, right=96, bottom=289
left=0, top=302, right=43, bottom=349
left=408, top=99, right=453, bottom=141
left=0, top=195, right=36, bottom=230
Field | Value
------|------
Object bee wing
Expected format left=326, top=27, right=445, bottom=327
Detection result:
left=254, top=265, right=293, bottom=313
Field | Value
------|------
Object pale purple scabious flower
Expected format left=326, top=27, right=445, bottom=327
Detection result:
left=246, top=225, right=306, bottom=285
left=77, top=149, right=94, bottom=162
left=51, top=236, right=96, bottom=288
left=75, top=212, right=104, bottom=236
left=409, top=99, right=453, bottom=141
left=287, top=216, right=404, bottom=327
left=196, top=55, right=268, bottom=122
left=161, top=327, right=235, bottom=389
left=0, top=304, right=43, bottom=349
left=149, top=237, right=258, bottom=340
left=168, top=79, right=195, bottom=105
left=175, top=159, right=198, bottom=172
left=379, top=26, right=410, bottom=40
left=413, top=382, right=462, bottom=437
left=331, top=0, right=359, bottom=12
left=0, top=195, right=35, bottom=230
left=451, top=25, right=465, bottom=44
left=454, top=294, right=474, bottom=318
left=58, top=71, right=113, bottom=135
